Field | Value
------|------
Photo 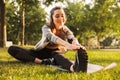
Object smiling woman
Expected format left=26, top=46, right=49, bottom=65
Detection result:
left=7, top=6, right=88, bottom=73
left=49, top=7, right=66, bottom=30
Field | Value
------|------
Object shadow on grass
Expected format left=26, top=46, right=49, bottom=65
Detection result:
left=0, top=61, right=29, bottom=64
left=0, top=61, right=69, bottom=74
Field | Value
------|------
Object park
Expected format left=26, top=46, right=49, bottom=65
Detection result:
left=0, top=0, right=120, bottom=80
left=0, top=48, right=120, bottom=80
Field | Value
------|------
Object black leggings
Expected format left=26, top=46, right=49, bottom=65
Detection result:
left=8, top=46, right=88, bottom=71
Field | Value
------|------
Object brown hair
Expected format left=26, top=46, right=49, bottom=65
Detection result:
left=47, top=6, right=66, bottom=31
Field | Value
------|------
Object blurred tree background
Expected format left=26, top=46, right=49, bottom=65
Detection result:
left=0, top=0, right=120, bottom=48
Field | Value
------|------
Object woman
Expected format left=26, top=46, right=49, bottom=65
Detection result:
left=8, top=6, right=88, bottom=72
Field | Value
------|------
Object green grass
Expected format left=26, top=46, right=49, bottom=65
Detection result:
left=0, top=48, right=120, bottom=80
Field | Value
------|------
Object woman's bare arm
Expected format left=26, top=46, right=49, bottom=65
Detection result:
left=56, top=38, right=80, bottom=50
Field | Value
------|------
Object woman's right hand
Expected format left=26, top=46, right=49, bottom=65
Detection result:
left=65, top=43, right=80, bottom=50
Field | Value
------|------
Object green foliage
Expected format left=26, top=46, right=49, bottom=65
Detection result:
left=42, top=0, right=64, bottom=6
left=65, top=2, right=84, bottom=35
left=65, top=0, right=120, bottom=46
left=65, top=2, right=87, bottom=44
left=0, top=48, right=120, bottom=80
left=6, top=1, right=21, bottom=44
left=6, top=0, right=46, bottom=45
left=25, top=4, right=46, bottom=45
left=5, top=0, right=120, bottom=46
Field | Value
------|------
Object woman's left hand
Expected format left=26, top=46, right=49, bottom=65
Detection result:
left=79, top=45, right=86, bottom=50
left=72, top=38, right=86, bottom=50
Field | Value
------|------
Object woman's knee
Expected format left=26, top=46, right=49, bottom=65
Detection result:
left=8, top=46, right=18, bottom=56
left=8, top=46, right=14, bottom=53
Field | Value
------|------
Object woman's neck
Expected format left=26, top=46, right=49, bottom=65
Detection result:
left=55, top=25, right=63, bottom=30
left=53, top=27, right=62, bottom=35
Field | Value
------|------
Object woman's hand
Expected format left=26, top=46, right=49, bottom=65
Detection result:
left=56, top=38, right=86, bottom=51
left=72, top=38, right=79, bottom=45
left=65, top=43, right=80, bottom=50
left=79, top=45, right=86, bottom=50
left=72, top=38, right=86, bottom=50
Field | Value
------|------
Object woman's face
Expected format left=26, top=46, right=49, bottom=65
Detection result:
left=52, top=9, right=66, bottom=29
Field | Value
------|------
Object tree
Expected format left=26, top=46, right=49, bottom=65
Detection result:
left=42, top=0, right=64, bottom=6
left=6, top=0, right=46, bottom=45
left=6, top=1, right=21, bottom=44
left=0, top=0, right=6, bottom=47
left=88, top=0, right=120, bottom=47
left=24, top=2, right=46, bottom=45
left=65, top=1, right=89, bottom=45
left=108, top=0, right=120, bottom=40
left=21, top=0, right=25, bottom=46
left=65, top=0, right=120, bottom=47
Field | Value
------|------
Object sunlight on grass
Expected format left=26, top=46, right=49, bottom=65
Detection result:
left=0, top=48, right=120, bottom=80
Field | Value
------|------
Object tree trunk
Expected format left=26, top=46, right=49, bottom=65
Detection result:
left=0, top=0, right=6, bottom=47
left=96, top=36, right=101, bottom=49
left=21, top=0, right=25, bottom=46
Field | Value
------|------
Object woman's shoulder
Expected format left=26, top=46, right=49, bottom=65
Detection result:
left=42, top=24, right=49, bottom=28
left=42, top=24, right=50, bottom=30
left=62, top=25, right=70, bottom=31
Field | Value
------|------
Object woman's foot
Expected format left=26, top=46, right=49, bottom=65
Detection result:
left=41, top=58, right=55, bottom=65
left=72, top=48, right=88, bottom=72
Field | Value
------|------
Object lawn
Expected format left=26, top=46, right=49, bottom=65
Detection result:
left=0, top=47, right=120, bottom=80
